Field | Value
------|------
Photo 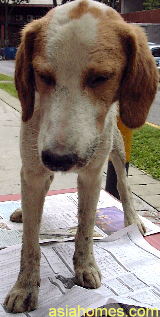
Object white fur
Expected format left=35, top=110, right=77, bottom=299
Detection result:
left=46, top=11, right=98, bottom=64
left=40, top=5, right=101, bottom=160
left=38, top=88, right=99, bottom=158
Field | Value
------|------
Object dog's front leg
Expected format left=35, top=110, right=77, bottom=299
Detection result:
left=74, top=167, right=103, bottom=289
left=110, top=149, right=146, bottom=235
left=4, top=168, right=52, bottom=313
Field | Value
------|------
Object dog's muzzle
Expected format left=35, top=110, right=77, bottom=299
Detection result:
left=42, top=150, right=84, bottom=172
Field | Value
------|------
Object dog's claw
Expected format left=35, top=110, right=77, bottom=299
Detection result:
left=75, top=263, right=101, bottom=289
left=4, top=285, right=38, bottom=313
left=10, top=208, right=23, bottom=223
left=124, top=215, right=146, bottom=236
left=137, top=220, right=146, bottom=235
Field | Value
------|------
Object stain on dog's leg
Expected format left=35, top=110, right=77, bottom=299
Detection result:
left=74, top=164, right=105, bottom=289
left=4, top=168, right=53, bottom=313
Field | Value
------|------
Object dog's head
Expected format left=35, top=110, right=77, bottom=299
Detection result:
left=15, top=0, right=158, bottom=171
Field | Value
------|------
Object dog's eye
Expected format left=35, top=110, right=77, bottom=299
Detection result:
left=86, top=75, right=108, bottom=88
left=39, top=73, right=55, bottom=86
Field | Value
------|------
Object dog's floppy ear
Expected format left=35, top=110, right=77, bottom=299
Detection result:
left=15, top=20, right=42, bottom=122
left=119, top=25, right=158, bottom=128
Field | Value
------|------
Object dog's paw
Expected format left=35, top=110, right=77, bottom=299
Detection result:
left=10, top=208, right=23, bottom=223
left=124, top=215, right=146, bottom=236
left=4, top=285, right=38, bottom=313
left=75, top=262, right=101, bottom=289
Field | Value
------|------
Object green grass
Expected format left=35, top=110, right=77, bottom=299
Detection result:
left=0, top=82, right=17, bottom=98
left=0, top=73, right=16, bottom=96
left=0, top=73, right=13, bottom=81
left=131, top=124, right=160, bottom=180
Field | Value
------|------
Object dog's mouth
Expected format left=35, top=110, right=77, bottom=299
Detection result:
left=41, top=150, right=87, bottom=172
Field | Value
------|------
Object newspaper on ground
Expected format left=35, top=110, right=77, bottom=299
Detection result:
left=0, top=191, right=109, bottom=248
left=0, top=190, right=159, bottom=248
left=0, top=225, right=160, bottom=316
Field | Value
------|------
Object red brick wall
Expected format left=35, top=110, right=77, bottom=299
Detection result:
left=121, top=9, right=160, bottom=24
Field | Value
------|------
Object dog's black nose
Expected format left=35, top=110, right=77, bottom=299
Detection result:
left=42, top=150, right=78, bottom=171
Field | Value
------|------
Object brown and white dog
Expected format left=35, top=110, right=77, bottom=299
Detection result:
left=4, top=0, right=158, bottom=313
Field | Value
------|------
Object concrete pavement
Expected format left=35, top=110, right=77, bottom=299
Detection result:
left=147, top=90, right=160, bottom=126
left=0, top=60, right=15, bottom=76
left=0, top=89, right=159, bottom=226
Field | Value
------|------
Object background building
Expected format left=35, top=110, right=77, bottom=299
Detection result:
left=121, top=0, right=144, bottom=13
left=0, top=0, right=60, bottom=47
left=0, top=0, right=160, bottom=51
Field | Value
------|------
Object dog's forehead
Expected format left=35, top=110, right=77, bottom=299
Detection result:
left=50, top=0, right=110, bottom=25
left=48, top=12, right=98, bottom=48
left=45, top=0, right=111, bottom=68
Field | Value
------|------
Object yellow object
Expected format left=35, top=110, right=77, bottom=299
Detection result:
left=146, top=122, right=160, bottom=129
left=117, top=118, right=133, bottom=162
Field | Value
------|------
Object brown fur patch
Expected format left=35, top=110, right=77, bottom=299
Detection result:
left=34, top=58, right=56, bottom=95
left=81, top=10, right=158, bottom=129
left=15, top=13, right=53, bottom=122
left=80, top=17, right=127, bottom=133
left=118, top=24, right=159, bottom=128
left=69, top=0, right=103, bottom=20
